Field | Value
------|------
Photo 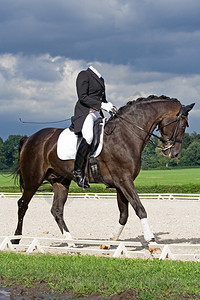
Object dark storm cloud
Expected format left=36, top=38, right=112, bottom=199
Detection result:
left=0, top=0, right=199, bottom=139
left=0, top=0, right=200, bottom=74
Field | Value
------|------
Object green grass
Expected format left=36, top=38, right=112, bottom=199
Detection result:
left=0, top=168, right=199, bottom=193
left=135, top=168, right=200, bottom=186
left=0, top=252, right=200, bottom=299
left=0, top=173, right=16, bottom=187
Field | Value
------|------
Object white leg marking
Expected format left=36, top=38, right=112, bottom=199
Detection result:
left=109, top=223, right=125, bottom=241
left=141, top=218, right=154, bottom=242
left=63, top=230, right=76, bottom=247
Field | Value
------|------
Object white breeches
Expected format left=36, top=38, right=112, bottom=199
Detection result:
left=82, top=111, right=101, bottom=145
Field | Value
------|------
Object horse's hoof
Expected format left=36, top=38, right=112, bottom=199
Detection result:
left=11, top=239, right=20, bottom=244
left=146, top=237, right=156, bottom=244
left=149, top=238, right=156, bottom=242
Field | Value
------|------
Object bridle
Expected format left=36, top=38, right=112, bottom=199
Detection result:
left=111, top=106, right=188, bottom=151
left=156, top=107, right=188, bottom=151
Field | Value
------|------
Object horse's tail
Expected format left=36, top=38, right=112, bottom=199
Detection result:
left=14, top=136, right=28, bottom=191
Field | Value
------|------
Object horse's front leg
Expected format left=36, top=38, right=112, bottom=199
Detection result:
left=51, top=182, right=75, bottom=247
left=117, top=179, right=154, bottom=243
left=109, top=188, right=128, bottom=241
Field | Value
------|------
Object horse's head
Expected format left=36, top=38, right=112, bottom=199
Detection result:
left=158, top=103, right=195, bottom=158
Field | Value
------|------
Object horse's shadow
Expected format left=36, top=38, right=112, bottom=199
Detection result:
left=123, top=232, right=200, bottom=245
left=153, top=232, right=200, bottom=244
left=49, top=232, right=200, bottom=250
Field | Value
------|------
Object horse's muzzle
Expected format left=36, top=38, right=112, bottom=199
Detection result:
left=162, top=142, right=181, bottom=158
left=162, top=140, right=175, bottom=152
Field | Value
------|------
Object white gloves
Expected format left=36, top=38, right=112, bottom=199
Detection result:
left=101, top=102, right=115, bottom=113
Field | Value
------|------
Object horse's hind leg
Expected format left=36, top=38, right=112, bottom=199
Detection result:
left=109, top=189, right=128, bottom=241
left=50, top=180, right=75, bottom=247
left=12, top=163, right=46, bottom=244
left=12, top=187, right=40, bottom=244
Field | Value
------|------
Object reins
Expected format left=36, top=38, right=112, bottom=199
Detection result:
left=114, top=112, right=165, bottom=148
left=111, top=106, right=186, bottom=150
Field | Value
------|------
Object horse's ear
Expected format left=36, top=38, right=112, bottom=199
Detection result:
left=182, top=103, right=195, bottom=115
left=188, top=103, right=195, bottom=111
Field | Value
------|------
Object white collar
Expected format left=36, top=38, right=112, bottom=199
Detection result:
left=89, top=66, right=102, bottom=78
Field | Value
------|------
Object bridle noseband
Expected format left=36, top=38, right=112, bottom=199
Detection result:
left=157, top=107, right=188, bottom=151
left=110, top=106, right=188, bottom=150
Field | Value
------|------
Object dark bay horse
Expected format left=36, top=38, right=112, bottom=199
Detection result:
left=13, top=95, right=194, bottom=245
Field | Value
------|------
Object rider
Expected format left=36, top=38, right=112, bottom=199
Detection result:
left=71, top=65, right=115, bottom=189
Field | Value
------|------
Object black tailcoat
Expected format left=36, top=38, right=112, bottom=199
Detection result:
left=72, top=68, right=107, bottom=134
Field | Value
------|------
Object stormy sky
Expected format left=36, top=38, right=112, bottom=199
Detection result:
left=0, top=0, right=199, bottom=140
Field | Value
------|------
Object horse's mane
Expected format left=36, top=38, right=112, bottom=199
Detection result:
left=116, top=95, right=181, bottom=117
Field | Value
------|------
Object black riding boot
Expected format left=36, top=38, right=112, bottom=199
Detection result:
left=73, top=138, right=91, bottom=189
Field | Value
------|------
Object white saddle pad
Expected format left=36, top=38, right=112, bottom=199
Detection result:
left=57, top=119, right=105, bottom=160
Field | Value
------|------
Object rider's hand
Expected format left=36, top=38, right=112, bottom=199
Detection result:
left=101, top=102, right=115, bottom=113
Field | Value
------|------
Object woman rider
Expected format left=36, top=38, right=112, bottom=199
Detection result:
left=71, top=66, right=114, bottom=189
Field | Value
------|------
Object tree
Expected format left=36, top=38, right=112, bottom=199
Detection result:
left=190, top=132, right=200, bottom=143
left=0, top=137, right=7, bottom=170
left=2, top=135, right=23, bottom=170
left=184, top=140, right=200, bottom=166
left=141, top=139, right=159, bottom=169
left=181, top=133, right=191, bottom=149
left=141, top=132, right=200, bottom=168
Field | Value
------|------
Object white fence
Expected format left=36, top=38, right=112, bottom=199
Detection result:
left=0, top=235, right=200, bottom=262
left=0, top=192, right=200, bottom=200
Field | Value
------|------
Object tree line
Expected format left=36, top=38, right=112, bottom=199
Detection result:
left=0, top=132, right=200, bottom=171
left=141, top=132, right=200, bottom=169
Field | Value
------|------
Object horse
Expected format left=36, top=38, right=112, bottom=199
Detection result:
left=13, top=95, right=194, bottom=246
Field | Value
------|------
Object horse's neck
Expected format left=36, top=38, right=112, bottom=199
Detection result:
left=115, top=100, right=179, bottom=151
left=124, top=100, right=179, bottom=131
left=123, top=102, right=162, bottom=135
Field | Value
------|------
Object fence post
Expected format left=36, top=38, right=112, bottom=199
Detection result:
left=113, top=242, right=130, bottom=258
left=26, top=238, right=44, bottom=253
left=159, top=245, right=175, bottom=260
left=0, top=237, right=15, bottom=251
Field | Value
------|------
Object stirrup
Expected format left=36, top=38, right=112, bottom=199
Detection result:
left=73, top=171, right=90, bottom=189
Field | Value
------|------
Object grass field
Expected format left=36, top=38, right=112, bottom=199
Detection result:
left=0, top=168, right=199, bottom=193
left=0, top=173, right=16, bottom=187
left=0, top=252, right=200, bottom=299
left=135, top=168, right=200, bottom=186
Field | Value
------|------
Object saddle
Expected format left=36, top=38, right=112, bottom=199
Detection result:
left=57, top=118, right=114, bottom=187
left=57, top=118, right=105, bottom=160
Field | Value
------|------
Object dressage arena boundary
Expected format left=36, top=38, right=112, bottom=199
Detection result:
left=0, top=192, right=200, bottom=200
left=0, top=235, right=200, bottom=262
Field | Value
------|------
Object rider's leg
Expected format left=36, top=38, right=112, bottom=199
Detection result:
left=73, top=138, right=91, bottom=189
left=73, top=111, right=100, bottom=189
